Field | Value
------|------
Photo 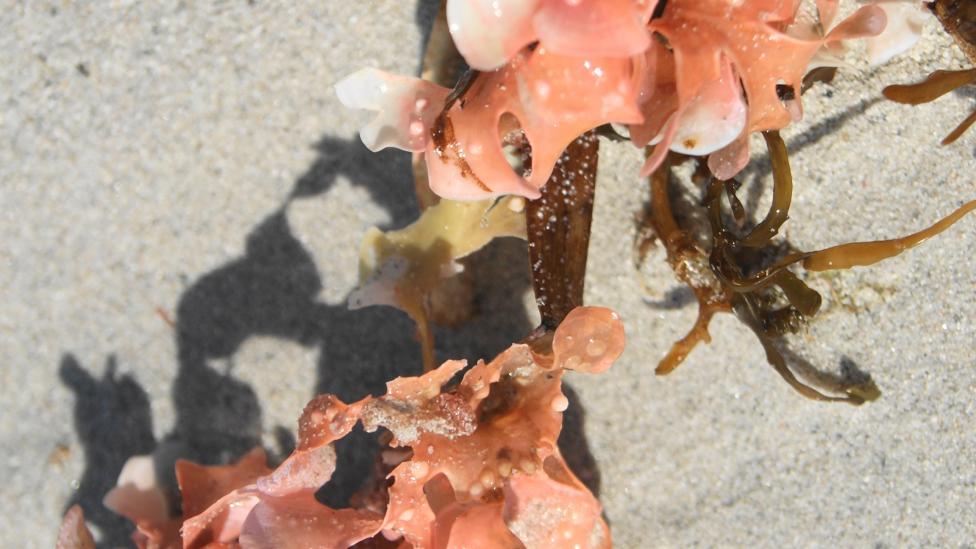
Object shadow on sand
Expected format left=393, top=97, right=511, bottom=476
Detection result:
left=59, top=4, right=602, bottom=543
left=61, top=132, right=602, bottom=545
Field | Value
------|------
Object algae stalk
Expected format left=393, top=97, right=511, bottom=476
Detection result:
left=526, top=132, right=599, bottom=331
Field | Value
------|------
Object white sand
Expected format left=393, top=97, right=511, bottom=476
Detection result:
left=2, top=2, right=973, bottom=547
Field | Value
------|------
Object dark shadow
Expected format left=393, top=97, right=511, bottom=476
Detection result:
left=62, top=130, right=603, bottom=538
left=170, top=211, right=298, bottom=464
left=433, top=237, right=537, bottom=363
left=951, top=83, right=976, bottom=100
left=315, top=425, right=380, bottom=509
left=783, top=96, right=883, bottom=159
left=414, top=0, right=441, bottom=74
left=558, top=385, right=602, bottom=496
left=778, top=346, right=876, bottom=397
left=62, top=7, right=603, bottom=535
left=58, top=135, right=427, bottom=543
left=641, top=286, right=696, bottom=311
left=291, top=136, right=419, bottom=230
left=168, top=135, right=425, bottom=502
left=68, top=135, right=411, bottom=521
left=60, top=355, right=156, bottom=548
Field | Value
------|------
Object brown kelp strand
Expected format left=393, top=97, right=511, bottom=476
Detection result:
left=724, top=179, right=746, bottom=222
left=882, top=0, right=976, bottom=146
left=769, top=270, right=821, bottom=318
left=882, top=68, right=976, bottom=144
left=640, top=145, right=881, bottom=402
left=801, top=199, right=976, bottom=271
left=740, top=131, right=793, bottom=248
left=704, top=176, right=808, bottom=296
left=732, top=293, right=877, bottom=405
left=882, top=68, right=976, bottom=105
left=882, top=69, right=976, bottom=145
left=933, top=0, right=976, bottom=63
left=941, top=109, right=976, bottom=145
left=643, top=153, right=733, bottom=375
left=526, top=131, right=599, bottom=331
left=640, top=115, right=976, bottom=401
left=702, top=178, right=872, bottom=403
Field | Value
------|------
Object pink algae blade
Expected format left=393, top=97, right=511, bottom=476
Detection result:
left=106, top=307, right=626, bottom=548
left=426, top=47, right=643, bottom=200
left=56, top=506, right=96, bottom=549
left=553, top=306, right=626, bottom=373
left=447, top=0, right=652, bottom=71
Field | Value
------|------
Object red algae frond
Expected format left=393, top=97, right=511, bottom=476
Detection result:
left=339, top=0, right=894, bottom=201
left=553, top=306, right=626, bottom=374
left=96, top=307, right=625, bottom=549
left=56, top=506, right=96, bottom=549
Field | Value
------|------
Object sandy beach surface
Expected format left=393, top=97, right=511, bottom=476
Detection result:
left=3, top=2, right=974, bottom=547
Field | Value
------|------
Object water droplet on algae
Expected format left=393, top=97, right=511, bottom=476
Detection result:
left=550, top=394, right=569, bottom=412
left=586, top=339, right=607, bottom=357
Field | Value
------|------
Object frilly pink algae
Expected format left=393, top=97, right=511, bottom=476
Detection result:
left=102, top=453, right=182, bottom=549
left=56, top=505, right=96, bottom=549
left=335, top=68, right=450, bottom=153
left=425, top=47, right=644, bottom=199
left=446, top=0, right=653, bottom=71
left=553, top=306, right=626, bottom=374
left=640, top=0, right=885, bottom=177
left=864, top=1, right=929, bottom=64
left=100, top=306, right=624, bottom=548
left=338, top=0, right=900, bottom=201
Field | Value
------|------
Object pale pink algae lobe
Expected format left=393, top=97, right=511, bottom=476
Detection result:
left=553, top=306, right=626, bottom=373
left=56, top=505, right=96, bottom=549
left=334, top=67, right=450, bottom=153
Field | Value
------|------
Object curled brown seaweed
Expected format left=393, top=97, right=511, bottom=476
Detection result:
left=638, top=129, right=974, bottom=404
left=883, top=0, right=976, bottom=144
left=883, top=68, right=976, bottom=145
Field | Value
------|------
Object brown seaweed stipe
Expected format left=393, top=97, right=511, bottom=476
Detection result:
left=643, top=153, right=732, bottom=375
left=884, top=0, right=976, bottom=147
left=526, top=132, right=599, bottom=331
left=883, top=68, right=976, bottom=145
left=639, top=130, right=976, bottom=404
left=884, top=1, right=976, bottom=144
left=800, top=200, right=976, bottom=271
left=740, top=132, right=792, bottom=247
left=883, top=69, right=976, bottom=105
left=932, top=0, right=976, bottom=63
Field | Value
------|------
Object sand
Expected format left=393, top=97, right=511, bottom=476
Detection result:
left=2, top=2, right=974, bottom=547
